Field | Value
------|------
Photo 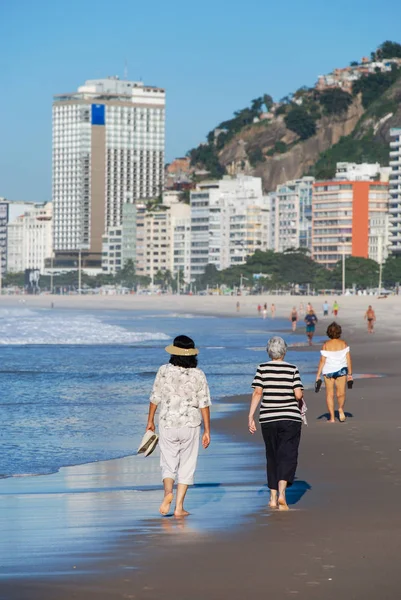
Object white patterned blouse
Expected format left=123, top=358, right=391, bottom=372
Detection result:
left=150, top=363, right=212, bottom=428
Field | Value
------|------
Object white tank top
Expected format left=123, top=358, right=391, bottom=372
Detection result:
left=321, top=347, right=350, bottom=375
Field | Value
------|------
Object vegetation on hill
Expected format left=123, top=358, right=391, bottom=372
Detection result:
left=188, top=40, right=401, bottom=183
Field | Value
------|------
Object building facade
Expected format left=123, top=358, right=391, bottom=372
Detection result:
left=312, top=181, right=389, bottom=268
left=389, top=128, right=401, bottom=254
left=190, top=176, right=269, bottom=278
left=0, top=200, right=39, bottom=275
left=52, top=77, right=165, bottom=267
left=269, top=177, right=314, bottom=253
left=136, top=201, right=191, bottom=284
left=101, top=202, right=137, bottom=274
left=7, top=203, right=53, bottom=274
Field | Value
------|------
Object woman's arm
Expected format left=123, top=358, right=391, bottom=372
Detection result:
left=200, top=407, right=211, bottom=448
left=346, top=350, right=353, bottom=380
left=249, top=387, right=263, bottom=434
left=316, top=345, right=326, bottom=380
left=146, top=402, right=158, bottom=431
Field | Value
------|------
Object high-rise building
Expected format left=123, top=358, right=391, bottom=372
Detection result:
left=389, top=128, right=401, bottom=254
left=269, top=177, right=314, bottom=252
left=312, top=180, right=389, bottom=268
left=190, top=176, right=270, bottom=278
left=52, top=77, right=165, bottom=268
left=7, top=203, right=53, bottom=274
left=101, top=203, right=137, bottom=274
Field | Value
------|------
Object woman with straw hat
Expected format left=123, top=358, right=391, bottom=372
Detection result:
left=145, top=335, right=212, bottom=517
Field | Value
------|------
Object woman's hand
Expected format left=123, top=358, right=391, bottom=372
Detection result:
left=146, top=421, right=155, bottom=432
left=202, top=432, right=210, bottom=449
left=248, top=417, right=257, bottom=434
left=347, top=374, right=353, bottom=382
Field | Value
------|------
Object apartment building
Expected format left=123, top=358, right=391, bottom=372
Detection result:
left=269, top=177, right=314, bottom=253
left=102, top=203, right=137, bottom=274
left=136, top=200, right=191, bottom=284
left=7, top=203, right=53, bottom=274
left=52, top=76, right=165, bottom=268
left=389, top=128, right=401, bottom=254
left=312, top=181, right=389, bottom=268
left=0, top=200, right=39, bottom=275
left=190, top=176, right=269, bottom=278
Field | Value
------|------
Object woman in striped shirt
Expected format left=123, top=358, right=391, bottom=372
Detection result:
left=249, top=336, right=304, bottom=510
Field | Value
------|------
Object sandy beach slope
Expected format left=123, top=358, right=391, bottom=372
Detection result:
left=1, top=296, right=401, bottom=599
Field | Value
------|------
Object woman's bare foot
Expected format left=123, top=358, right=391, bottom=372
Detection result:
left=269, top=492, right=278, bottom=508
left=278, top=497, right=289, bottom=511
left=159, top=492, right=174, bottom=516
left=328, top=418, right=335, bottom=423
left=174, top=508, right=190, bottom=517
left=338, top=409, right=346, bottom=422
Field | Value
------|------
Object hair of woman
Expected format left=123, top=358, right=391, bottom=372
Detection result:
left=327, top=322, right=342, bottom=339
left=267, top=336, right=287, bottom=360
left=169, top=355, right=198, bottom=368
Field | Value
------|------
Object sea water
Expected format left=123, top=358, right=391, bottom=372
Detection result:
left=0, top=307, right=317, bottom=479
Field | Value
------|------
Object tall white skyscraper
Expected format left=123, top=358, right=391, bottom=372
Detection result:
left=52, top=77, right=165, bottom=267
left=389, top=128, right=401, bottom=254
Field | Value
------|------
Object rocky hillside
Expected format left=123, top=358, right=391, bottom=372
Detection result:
left=189, top=41, right=401, bottom=190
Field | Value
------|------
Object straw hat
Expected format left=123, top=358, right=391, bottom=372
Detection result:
left=165, top=335, right=199, bottom=356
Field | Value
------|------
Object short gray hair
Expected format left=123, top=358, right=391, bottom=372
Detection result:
left=267, top=336, right=287, bottom=360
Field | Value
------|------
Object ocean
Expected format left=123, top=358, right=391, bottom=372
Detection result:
left=0, top=306, right=317, bottom=479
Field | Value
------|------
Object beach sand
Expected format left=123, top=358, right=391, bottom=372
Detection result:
left=1, top=295, right=401, bottom=599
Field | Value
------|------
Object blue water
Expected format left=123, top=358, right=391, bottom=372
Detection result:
left=0, top=307, right=318, bottom=479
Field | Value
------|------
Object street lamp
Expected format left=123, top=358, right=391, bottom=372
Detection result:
left=340, top=237, right=346, bottom=296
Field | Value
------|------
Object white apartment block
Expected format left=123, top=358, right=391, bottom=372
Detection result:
left=0, top=200, right=40, bottom=274
left=389, top=128, right=401, bottom=254
left=52, top=77, right=165, bottom=264
left=136, top=200, right=191, bottom=284
left=190, top=176, right=270, bottom=278
left=335, top=161, right=391, bottom=182
left=7, top=203, right=52, bottom=274
left=269, top=177, right=314, bottom=253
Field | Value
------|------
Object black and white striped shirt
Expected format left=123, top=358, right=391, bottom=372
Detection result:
left=252, top=360, right=303, bottom=424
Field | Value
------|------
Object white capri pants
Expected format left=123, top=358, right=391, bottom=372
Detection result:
left=159, top=425, right=200, bottom=485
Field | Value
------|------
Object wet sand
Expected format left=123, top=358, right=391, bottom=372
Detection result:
left=1, top=302, right=401, bottom=598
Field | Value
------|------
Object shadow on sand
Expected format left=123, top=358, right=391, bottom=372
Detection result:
left=258, top=479, right=311, bottom=506
left=317, top=411, right=354, bottom=421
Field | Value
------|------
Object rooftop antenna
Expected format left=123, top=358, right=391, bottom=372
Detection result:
left=124, top=59, right=128, bottom=80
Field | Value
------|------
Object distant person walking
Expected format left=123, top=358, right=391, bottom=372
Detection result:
left=322, top=300, right=329, bottom=318
left=263, top=303, right=268, bottom=320
left=299, top=302, right=305, bottom=316
left=145, top=335, right=211, bottom=517
left=305, top=309, right=318, bottom=346
left=257, top=304, right=262, bottom=315
left=306, top=302, right=312, bottom=313
left=364, top=305, right=376, bottom=334
left=290, top=306, right=298, bottom=332
left=315, top=323, right=353, bottom=423
left=332, top=300, right=339, bottom=317
left=236, top=301, right=240, bottom=312
left=271, top=303, right=276, bottom=319
left=249, top=337, right=304, bottom=510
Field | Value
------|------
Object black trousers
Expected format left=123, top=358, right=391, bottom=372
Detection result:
left=261, top=420, right=302, bottom=490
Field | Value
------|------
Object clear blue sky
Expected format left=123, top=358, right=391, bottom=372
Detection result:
left=1, top=0, right=401, bottom=201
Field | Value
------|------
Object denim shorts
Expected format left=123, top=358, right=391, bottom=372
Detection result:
left=324, top=367, right=348, bottom=379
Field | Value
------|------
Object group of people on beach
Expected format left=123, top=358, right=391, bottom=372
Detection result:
left=143, top=312, right=353, bottom=516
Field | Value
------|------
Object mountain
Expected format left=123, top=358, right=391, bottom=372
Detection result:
left=188, top=41, right=401, bottom=191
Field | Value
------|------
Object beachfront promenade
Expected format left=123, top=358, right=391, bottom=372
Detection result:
left=1, top=295, right=401, bottom=599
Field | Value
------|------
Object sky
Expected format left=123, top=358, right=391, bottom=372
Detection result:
left=1, top=0, right=401, bottom=201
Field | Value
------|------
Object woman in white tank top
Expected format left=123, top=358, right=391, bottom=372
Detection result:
left=316, top=322, right=353, bottom=423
